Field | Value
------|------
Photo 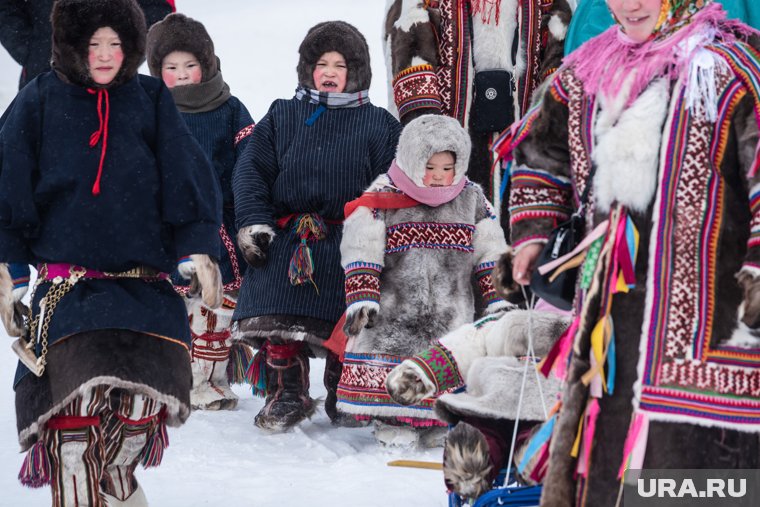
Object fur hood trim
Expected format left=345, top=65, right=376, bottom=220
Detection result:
left=146, top=13, right=218, bottom=82
left=297, top=21, right=371, bottom=93
left=395, top=115, right=471, bottom=185
left=51, top=0, right=146, bottom=89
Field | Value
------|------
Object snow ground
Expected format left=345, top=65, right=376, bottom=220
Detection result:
left=0, top=1, right=450, bottom=506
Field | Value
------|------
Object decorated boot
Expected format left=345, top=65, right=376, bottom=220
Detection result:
left=188, top=296, right=239, bottom=410
left=253, top=340, right=315, bottom=432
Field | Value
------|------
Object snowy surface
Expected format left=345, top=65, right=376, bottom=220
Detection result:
left=0, top=1, right=450, bottom=506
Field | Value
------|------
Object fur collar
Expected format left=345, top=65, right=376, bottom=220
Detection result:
left=592, top=78, right=671, bottom=214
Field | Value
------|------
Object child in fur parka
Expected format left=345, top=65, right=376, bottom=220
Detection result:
left=337, top=114, right=511, bottom=446
left=0, top=0, right=222, bottom=505
left=147, top=13, right=255, bottom=412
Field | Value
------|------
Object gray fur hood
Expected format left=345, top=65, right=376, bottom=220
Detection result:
left=396, top=115, right=471, bottom=186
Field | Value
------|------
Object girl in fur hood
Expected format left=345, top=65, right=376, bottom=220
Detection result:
left=0, top=0, right=222, bottom=505
left=147, top=13, right=256, bottom=412
left=492, top=0, right=760, bottom=504
left=336, top=114, right=511, bottom=446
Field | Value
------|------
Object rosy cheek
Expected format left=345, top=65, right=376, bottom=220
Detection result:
left=113, top=49, right=124, bottom=66
left=162, top=71, right=177, bottom=88
left=312, top=68, right=322, bottom=84
left=189, top=67, right=202, bottom=84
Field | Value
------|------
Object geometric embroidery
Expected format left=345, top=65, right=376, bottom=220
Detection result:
left=344, top=262, right=382, bottom=306
left=386, top=222, right=474, bottom=254
left=234, top=124, right=254, bottom=146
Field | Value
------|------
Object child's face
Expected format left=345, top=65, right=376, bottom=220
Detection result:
left=312, top=51, right=347, bottom=93
left=88, top=27, right=124, bottom=85
left=423, top=151, right=456, bottom=187
left=607, top=0, right=663, bottom=43
left=161, top=51, right=202, bottom=88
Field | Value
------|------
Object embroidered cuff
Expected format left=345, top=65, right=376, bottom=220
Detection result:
left=475, top=261, right=503, bottom=308
left=9, top=263, right=30, bottom=291
left=234, top=124, right=255, bottom=147
left=393, top=64, right=443, bottom=120
left=409, top=342, right=464, bottom=394
left=345, top=262, right=382, bottom=307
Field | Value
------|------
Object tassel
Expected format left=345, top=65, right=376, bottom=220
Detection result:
left=18, top=441, right=51, bottom=488
left=287, top=214, right=327, bottom=291
left=517, top=414, right=556, bottom=474
left=227, top=342, right=254, bottom=385
left=617, top=412, right=649, bottom=479
left=576, top=399, right=601, bottom=478
left=469, top=0, right=501, bottom=25
left=140, top=421, right=169, bottom=468
left=245, top=345, right=268, bottom=397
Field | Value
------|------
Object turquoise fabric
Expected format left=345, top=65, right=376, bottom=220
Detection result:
left=564, top=0, right=760, bottom=56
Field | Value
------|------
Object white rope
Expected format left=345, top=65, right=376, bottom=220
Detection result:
left=503, top=286, right=550, bottom=487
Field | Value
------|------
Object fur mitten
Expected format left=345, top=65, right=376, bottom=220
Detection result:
left=237, top=224, right=274, bottom=268
left=738, top=269, right=760, bottom=328
left=343, top=300, right=379, bottom=336
left=492, top=251, right=519, bottom=301
left=386, top=359, right=436, bottom=406
left=0, top=263, right=28, bottom=337
left=443, top=422, right=493, bottom=499
left=178, top=255, right=223, bottom=309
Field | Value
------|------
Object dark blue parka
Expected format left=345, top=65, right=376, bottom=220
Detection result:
left=232, top=95, right=401, bottom=327
left=0, top=71, right=221, bottom=376
left=173, top=96, right=254, bottom=290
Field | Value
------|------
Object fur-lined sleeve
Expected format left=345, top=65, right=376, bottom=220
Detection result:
left=154, top=82, right=222, bottom=258
left=384, top=0, right=443, bottom=123
left=0, top=85, right=39, bottom=263
left=507, top=74, right=573, bottom=251
left=339, top=174, right=391, bottom=309
left=232, top=101, right=279, bottom=230
left=735, top=89, right=760, bottom=276
left=471, top=185, right=511, bottom=312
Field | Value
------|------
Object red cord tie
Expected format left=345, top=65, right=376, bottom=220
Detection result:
left=87, top=88, right=110, bottom=196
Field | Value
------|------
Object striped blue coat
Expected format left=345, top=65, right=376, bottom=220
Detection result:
left=232, top=95, right=401, bottom=327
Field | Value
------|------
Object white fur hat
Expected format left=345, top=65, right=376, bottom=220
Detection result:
left=395, top=115, right=471, bottom=186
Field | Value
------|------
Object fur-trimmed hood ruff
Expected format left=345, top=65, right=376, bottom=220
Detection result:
left=51, top=0, right=146, bottom=89
left=395, top=115, right=471, bottom=186
left=146, top=13, right=218, bottom=82
left=297, top=21, right=371, bottom=93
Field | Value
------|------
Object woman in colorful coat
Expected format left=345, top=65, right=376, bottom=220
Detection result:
left=383, top=0, right=573, bottom=214
left=147, top=13, right=256, bottom=411
left=494, top=0, right=760, bottom=504
left=0, top=1, right=222, bottom=505
left=336, top=114, right=511, bottom=446
left=232, top=21, right=402, bottom=432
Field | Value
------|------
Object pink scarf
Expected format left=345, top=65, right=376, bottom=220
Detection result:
left=387, top=160, right=466, bottom=207
left=564, top=3, right=752, bottom=104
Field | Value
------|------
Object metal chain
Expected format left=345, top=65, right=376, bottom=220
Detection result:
left=25, top=267, right=84, bottom=375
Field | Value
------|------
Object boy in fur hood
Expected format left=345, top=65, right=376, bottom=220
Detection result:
left=232, top=21, right=401, bottom=432
left=0, top=1, right=222, bottom=505
left=147, top=12, right=256, bottom=412
left=337, top=114, right=511, bottom=446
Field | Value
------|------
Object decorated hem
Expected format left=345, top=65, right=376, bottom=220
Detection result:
left=409, top=342, right=464, bottom=394
left=345, top=261, right=382, bottom=306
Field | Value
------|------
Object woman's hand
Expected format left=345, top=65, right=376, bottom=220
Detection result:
left=512, top=243, right=544, bottom=286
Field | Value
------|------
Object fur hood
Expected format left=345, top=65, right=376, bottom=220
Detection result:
left=146, top=13, right=218, bottom=82
left=297, top=21, right=371, bottom=93
left=396, top=115, right=471, bottom=186
left=51, top=0, right=146, bottom=89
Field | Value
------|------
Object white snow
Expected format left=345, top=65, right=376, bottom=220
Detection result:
left=0, top=1, right=449, bottom=506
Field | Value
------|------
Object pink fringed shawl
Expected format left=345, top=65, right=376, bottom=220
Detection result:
left=564, top=3, right=755, bottom=104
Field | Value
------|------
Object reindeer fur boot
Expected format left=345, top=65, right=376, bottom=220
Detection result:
left=254, top=340, right=315, bottom=432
